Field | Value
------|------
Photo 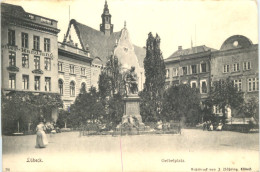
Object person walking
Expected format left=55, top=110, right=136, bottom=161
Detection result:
left=35, top=122, right=48, bottom=148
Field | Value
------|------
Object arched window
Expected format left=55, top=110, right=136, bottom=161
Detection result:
left=81, top=82, right=86, bottom=93
left=58, top=79, right=63, bottom=95
left=70, top=81, right=75, bottom=96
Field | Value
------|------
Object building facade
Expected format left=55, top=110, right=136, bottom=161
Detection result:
left=164, top=45, right=216, bottom=100
left=58, top=40, right=92, bottom=109
left=211, top=35, right=258, bottom=117
left=62, top=1, right=146, bottom=90
left=164, top=35, right=258, bottom=118
left=1, top=3, right=60, bottom=121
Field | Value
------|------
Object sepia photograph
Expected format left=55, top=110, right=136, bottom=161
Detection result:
left=1, top=0, right=259, bottom=171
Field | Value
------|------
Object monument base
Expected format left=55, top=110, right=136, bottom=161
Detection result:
left=119, top=95, right=145, bottom=132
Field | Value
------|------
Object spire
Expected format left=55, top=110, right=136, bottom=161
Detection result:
left=124, top=21, right=126, bottom=28
left=103, top=0, right=109, bottom=13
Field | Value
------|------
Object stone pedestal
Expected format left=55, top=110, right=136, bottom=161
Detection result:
left=121, top=95, right=145, bottom=131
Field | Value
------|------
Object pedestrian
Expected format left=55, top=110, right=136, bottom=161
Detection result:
left=216, top=123, right=223, bottom=131
left=35, top=122, right=48, bottom=148
left=209, top=124, right=214, bottom=131
left=203, top=122, right=207, bottom=131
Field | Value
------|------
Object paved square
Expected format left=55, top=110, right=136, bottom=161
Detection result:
left=2, top=129, right=259, bottom=172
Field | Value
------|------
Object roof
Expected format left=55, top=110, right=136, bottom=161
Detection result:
left=1, top=3, right=26, bottom=18
left=1, top=3, right=57, bottom=22
left=167, top=45, right=217, bottom=59
left=220, top=35, right=253, bottom=51
left=68, top=19, right=145, bottom=66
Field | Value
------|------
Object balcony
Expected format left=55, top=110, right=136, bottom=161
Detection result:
left=58, top=42, right=90, bottom=58
left=25, top=13, right=58, bottom=28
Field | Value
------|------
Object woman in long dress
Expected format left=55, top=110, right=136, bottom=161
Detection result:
left=36, top=122, right=48, bottom=148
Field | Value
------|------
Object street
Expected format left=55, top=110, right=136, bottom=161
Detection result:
left=2, top=129, right=259, bottom=172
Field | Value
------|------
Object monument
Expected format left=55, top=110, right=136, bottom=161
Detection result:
left=119, top=66, right=145, bottom=133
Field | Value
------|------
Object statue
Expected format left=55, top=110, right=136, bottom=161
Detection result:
left=124, top=66, right=138, bottom=95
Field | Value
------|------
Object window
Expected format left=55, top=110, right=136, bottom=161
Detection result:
left=191, top=65, right=197, bottom=74
left=201, top=63, right=207, bottom=73
left=223, top=65, right=230, bottom=73
left=201, top=80, right=207, bottom=93
left=70, top=65, right=75, bottom=74
left=44, top=57, right=51, bottom=71
left=233, top=63, right=240, bottom=72
left=34, top=76, right=40, bottom=91
left=22, top=54, right=29, bottom=68
left=21, top=32, right=28, bottom=48
left=70, top=81, right=75, bottom=96
left=58, top=62, right=63, bottom=72
left=182, top=66, right=187, bottom=75
left=243, top=62, right=251, bottom=70
left=22, top=75, right=29, bottom=90
left=44, top=38, right=50, bottom=52
left=58, top=79, right=63, bottom=95
left=8, top=29, right=15, bottom=46
left=45, top=77, right=51, bottom=92
left=166, top=69, right=169, bottom=78
left=81, top=82, right=86, bottom=92
left=214, top=106, right=222, bottom=114
left=81, top=67, right=86, bottom=76
left=248, top=78, right=259, bottom=92
left=34, top=56, right=40, bottom=69
left=9, top=73, right=16, bottom=89
left=190, top=81, right=197, bottom=89
left=172, top=68, right=178, bottom=77
left=234, top=79, right=242, bottom=91
left=9, top=52, right=16, bottom=66
left=33, top=36, right=40, bottom=50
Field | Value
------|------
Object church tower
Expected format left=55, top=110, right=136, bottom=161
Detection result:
left=100, top=0, right=113, bottom=36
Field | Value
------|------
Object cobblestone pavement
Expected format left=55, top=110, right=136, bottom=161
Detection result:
left=2, top=129, right=259, bottom=172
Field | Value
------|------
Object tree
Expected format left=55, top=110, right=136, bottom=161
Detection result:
left=105, top=93, right=124, bottom=129
left=56, top=109, right=70, bottom=128
left=99, top=55, right=124, bottom=97
left=98, top=54, right=125, bottom=128
left=242, top=96, right=259, bottom=121
left=2, top=91, right=63, bottom=134
left=161, top=84, right=201, bottom=125
left=208, top=78, right=245, bottom=121
left=140, top=32, right=166, bottom=122
left=70, top=87, right=105, bottom=128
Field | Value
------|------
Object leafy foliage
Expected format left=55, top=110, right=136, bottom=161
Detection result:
left=161, top=84, right=201, bottom=125
left=242, top=96, right=259, bottom=121
left=98, top=54, right=125, bottom=128
left=2, top=91, right=63, bottom=134
left=105, top=93, right=124, bottom=129
left=69, top=87, right=105, bottom=127
left=208, top=78, right=245, bottom=120
left=140, top=32, right=166, bottom=122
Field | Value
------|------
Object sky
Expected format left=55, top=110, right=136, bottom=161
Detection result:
left=2, top=0, right=258, bottom=58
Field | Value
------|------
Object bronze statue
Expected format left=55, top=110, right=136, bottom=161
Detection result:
left=124, top=66, right=138, bottom=95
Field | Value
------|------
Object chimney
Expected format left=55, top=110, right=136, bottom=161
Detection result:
left=178, top=46, right=182, bottom=51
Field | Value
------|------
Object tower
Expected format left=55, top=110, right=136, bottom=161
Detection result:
left=100, top=0, right=113, bottom=36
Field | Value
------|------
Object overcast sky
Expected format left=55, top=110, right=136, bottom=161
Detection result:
left=3, top=0, right=258, bottom=58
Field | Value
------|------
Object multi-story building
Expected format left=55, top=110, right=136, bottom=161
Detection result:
left=58, top=40, right=92, bottom=109
left=164, top=45, right=216, bottom=100
left=211, top=35, right=258, bottom=117
left=1, top=3, right=60, bottom=121
left=165, top=35, right=258, bottom=118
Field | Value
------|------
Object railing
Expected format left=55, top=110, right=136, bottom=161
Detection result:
left=58, top=43, right=90, bottom=57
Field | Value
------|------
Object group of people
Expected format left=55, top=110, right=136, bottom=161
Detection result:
left=203, top=121, right=223, bottom=131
